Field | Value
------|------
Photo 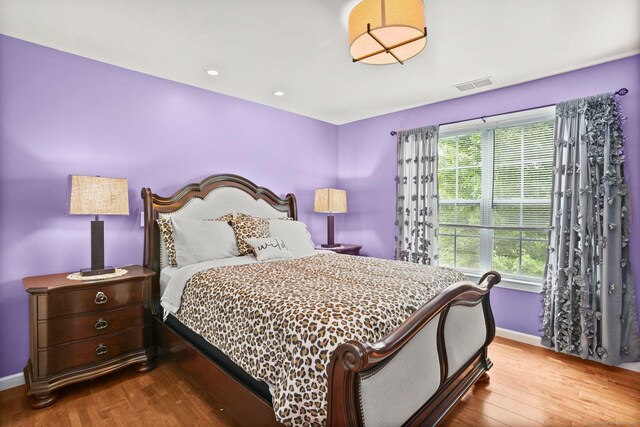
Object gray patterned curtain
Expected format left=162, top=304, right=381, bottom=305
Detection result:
left=395, top=125, right=439, bottom=265
left=541, top=93, right=640, bottom=365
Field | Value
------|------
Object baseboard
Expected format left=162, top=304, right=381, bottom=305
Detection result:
left=0, top=372, right=25, bottom=391
left=495, top=327, right=544, bottom=348
left=618, top=362, right=640, bottom=373
left=495, top=327, right=640, bottom=373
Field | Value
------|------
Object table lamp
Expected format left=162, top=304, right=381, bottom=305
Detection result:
left=314, top=188, right=347, bottom=248
left=68, top=175, right=129, bottom=276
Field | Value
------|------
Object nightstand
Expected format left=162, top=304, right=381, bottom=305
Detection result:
left=23, top=265, right=156, bottom=408
left=319, top=244, right=362, bottom=256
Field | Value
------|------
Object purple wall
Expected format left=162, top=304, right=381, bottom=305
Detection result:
left=0, top=35, right=338, bottom=377
left=1, top=34, right=638, bottom=377
left=337, top=55, right=640, bottom=337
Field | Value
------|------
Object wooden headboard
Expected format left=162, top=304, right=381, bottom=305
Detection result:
left=141, top=173, right=297, bottom=277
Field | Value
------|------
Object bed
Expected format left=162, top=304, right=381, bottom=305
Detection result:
left=141, top=173, right=500, bottom=426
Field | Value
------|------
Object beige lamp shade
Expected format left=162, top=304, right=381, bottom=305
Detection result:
left=314, top=188, right=347, bottom=213
left=68, top=175, right=130, bottom=215
left=349, top=0, right=427, bottom=65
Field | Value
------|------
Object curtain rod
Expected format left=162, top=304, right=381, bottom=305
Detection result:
left=389, top=87, right=629, bottom=136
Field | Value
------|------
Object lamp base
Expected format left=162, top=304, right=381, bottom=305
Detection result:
left=80, top=266, right=116, bottom=277
left=321, top=243, right=342, bottom=248
left=82, top=218, right=113, bottom=277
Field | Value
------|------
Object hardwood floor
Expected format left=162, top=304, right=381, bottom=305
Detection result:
left=445, top=337, right=640, bottom=426
left=1, top=337, right=639, bottom=426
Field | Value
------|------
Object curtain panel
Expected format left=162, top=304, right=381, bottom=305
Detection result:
left=395, top=125, right=439, bottom=265
left=541, top=93, right=640, bottom=365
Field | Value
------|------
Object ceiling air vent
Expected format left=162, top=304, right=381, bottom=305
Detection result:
left=454, top=77, right=494, bottom=92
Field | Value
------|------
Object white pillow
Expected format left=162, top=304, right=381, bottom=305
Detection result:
left=245, top=237, right=294, bottom=262
left=268, top=219, right=316, bottom=258
left=171, top=217, right=239, bottom=268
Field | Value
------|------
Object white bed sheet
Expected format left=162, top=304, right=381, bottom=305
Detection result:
left=159, top=266, right=178, bottom=296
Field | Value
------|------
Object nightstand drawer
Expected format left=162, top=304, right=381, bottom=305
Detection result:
left=37, top=304, right=146, bottom=348
left=37, top=281, right=144, bottom=319
left=37, top=326, right=149, bottom=377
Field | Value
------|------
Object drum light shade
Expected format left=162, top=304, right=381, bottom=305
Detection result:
left=349, top=0, right=427, bottom=65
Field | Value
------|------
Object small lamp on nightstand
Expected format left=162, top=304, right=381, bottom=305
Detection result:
left=314, top=188, right=347, bottom=248
left=68, top=175, right=129, bottom=276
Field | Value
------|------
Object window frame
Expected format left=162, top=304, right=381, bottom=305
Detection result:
left=437, top=107, right=556, bottom=292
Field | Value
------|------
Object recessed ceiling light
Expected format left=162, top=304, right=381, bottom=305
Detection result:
left=206, top=69, right=219, bottom=76
left=273, top=91, right=285, bottom=97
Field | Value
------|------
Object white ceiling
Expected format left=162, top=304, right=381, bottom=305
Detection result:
left=1, top=0, right=638, bottom=124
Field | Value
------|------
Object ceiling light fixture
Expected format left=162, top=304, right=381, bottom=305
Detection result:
left=273, top=91, right=285, bottom=97
left=348, top=0, right=427, bottom=65
left=206, top=69, right=219, bottom=76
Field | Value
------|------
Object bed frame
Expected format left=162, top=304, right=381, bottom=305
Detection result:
left=141, top=173, right=500, bottom=426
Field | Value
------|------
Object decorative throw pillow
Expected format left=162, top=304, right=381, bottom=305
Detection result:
left=245, top=237, right=294, bottom=262
left=268, top=219, right=316, bottom=258
left=230, top=213, right=271, bottom=256
left=172, top=218, right=239, bottom=268
left=157, top=217, right=177, bottom=267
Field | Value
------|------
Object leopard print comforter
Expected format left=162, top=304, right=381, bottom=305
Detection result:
left=174, top=253, right=467, bottom=426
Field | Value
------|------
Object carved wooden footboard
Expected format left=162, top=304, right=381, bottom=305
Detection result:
left=327, top=271, right=500, bottom=426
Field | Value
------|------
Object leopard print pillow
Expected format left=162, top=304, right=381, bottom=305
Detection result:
left=213, top=213, right=234, bottom=223
left=230, top=213, right=270, bottom=256
left=157, top=218, right=177, bottom=267
left=158, top=213, right=237, bottom=267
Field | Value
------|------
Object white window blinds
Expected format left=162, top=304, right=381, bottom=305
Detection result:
left=493, top=121, right=555, bottom=229
left=437, top=107, right=555, bottom=282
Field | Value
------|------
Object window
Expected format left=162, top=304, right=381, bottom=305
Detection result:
left=437, top=108, right=555, bottom=285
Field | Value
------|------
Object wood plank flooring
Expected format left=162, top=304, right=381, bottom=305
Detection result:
left=1, top=337, right=639, bottom=426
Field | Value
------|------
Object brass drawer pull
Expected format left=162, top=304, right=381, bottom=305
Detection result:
left=94, top=291, right=108, bottom=305
left=94, top=318, right=108, bottom=330
left=95, top=343, right=108, bottom=356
